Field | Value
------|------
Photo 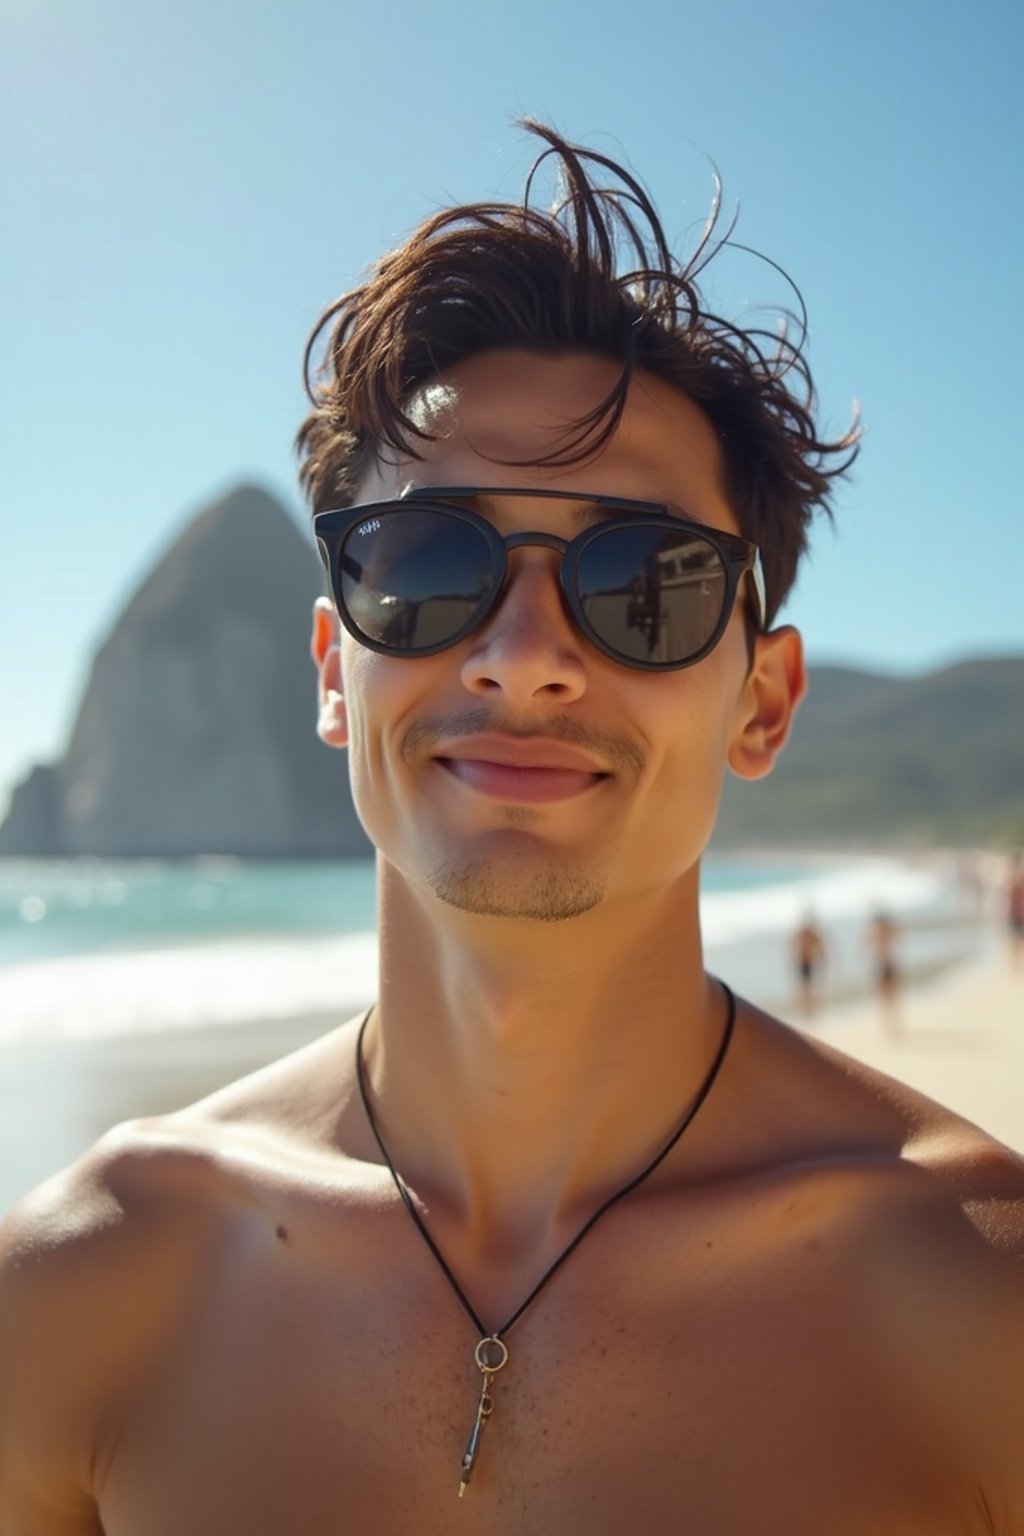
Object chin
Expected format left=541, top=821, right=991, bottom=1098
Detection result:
left=428, top=852, right=608, bottom=923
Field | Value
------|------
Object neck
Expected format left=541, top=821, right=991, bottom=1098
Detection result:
left=361, top=858, right=728, bottom=1258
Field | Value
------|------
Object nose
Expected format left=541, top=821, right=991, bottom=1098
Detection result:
left=459, top=550, right=588, bottom=707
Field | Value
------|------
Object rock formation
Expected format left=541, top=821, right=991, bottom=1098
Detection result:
left=0, top=485, right=370, bottom=857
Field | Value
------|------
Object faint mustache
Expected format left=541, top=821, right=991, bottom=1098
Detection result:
left=403, top=709, right=646, bottom=780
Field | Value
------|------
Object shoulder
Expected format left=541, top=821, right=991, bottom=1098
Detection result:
left=0, top=1118, right=226, bottom=1521
left=0, top=1114, right=229, bottom=1351
left=745, top=1002, right=1024, bottom=1265
left=736, top=1003, right=1024, bottom=1518
left=0, top=1012, right=370, bottom=1400
left=875, top=1128, right=1024, bottom=1525
left=727, top=999, right=1024, bottom=1351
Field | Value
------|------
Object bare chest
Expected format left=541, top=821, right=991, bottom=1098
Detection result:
left=96, top=1202, right=978, bottom=1536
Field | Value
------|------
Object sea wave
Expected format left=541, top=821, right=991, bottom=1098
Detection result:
left=700, top=855, right=944, bottom=945
left=0, top=933, right=379, bottom=1044
left=0, top=855, right=952, bottom=1043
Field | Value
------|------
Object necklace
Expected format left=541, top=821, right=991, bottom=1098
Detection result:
left=355, top=982, right=736, bottom=1497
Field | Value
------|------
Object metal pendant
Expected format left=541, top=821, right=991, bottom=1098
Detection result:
left=457, top=1335, right=509, bottom=1497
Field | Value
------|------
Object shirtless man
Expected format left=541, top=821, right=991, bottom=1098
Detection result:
left=2, top=122, right=1023, bottom=1536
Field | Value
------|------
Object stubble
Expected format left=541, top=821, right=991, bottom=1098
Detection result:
left=430, top=848, right=607, bottom=921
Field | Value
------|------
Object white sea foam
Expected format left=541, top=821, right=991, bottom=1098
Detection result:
left=0, top=855, right=950, bottom=1044
left=700, top=855, right=945, bottom=945
left=0, top=933, right=380, bottom=1045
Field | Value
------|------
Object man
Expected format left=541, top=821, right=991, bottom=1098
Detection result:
left=2, top=122, right=1023, bottom=1534
left=791, top=913, right=828, bottom=1019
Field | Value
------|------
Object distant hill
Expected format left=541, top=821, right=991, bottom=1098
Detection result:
left=1, top=481, right=1020, bottom=856
left=0, top=485, right=369, bottom=858
left=715, top=657, right=1024, bottom=846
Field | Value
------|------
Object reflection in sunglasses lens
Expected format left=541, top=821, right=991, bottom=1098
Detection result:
left=341, top=511, right=492, bottom=649
left=578, top=527, right=725, bottom=663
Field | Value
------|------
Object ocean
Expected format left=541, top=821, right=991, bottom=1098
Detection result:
left=0, top=852, right=976, bottom=1044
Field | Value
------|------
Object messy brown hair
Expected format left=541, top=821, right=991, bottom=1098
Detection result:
left=296, top=120, right=859, bottom=623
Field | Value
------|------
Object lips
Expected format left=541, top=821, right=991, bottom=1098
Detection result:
left=433, top=734, right=609, bottom=804
left=441, top=739, right=606, bottom=772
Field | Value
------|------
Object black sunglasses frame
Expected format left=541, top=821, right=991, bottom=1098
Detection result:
left=313, top=486, right=766, bottom=673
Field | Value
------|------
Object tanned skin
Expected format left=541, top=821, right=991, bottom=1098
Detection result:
left=2, top=353, right=1023, bottom=1536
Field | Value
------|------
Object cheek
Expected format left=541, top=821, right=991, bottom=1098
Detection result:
left=341, top=641, right=419, bottom=736
left=636, top=646, right=742, bottom=765
left=339, top=641, right=376, bottom=756
left=339, top=646, right=401, bottom=813
left=697, top=622, right=752, bottom=744
left=628, top=657, right=742, bottom=830
left=339, top=645, right=440, bottom=831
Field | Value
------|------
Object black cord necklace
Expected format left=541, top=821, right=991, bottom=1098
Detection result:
left=355, top=981, right=736, bottom=1498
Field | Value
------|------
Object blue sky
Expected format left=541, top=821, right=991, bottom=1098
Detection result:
left=2, top=0, right=1022, bottom=812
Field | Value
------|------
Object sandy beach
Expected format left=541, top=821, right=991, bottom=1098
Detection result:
left=806, top=951, right=1024, bottom=1153
left=2, top=948, right=1021, bottom=1221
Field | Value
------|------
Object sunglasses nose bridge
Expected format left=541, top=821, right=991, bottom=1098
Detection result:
left=482, top=529, right=577, bottom=641
left=502, top=530, right=569, bottom=557
left=495, top=529, right=572, bottom=606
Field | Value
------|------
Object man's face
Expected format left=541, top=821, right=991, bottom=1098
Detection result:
left=316, top=349, right=800, bottom=922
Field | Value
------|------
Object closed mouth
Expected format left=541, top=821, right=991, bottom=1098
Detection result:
left=433, top=734, right=609, bottom=776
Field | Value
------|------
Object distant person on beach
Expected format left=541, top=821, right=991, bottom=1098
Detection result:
left=4, top=122, right=1024, bottom=1533
left=955, top=850, right=986, bottom=917
left=865, top=908, right=901, bottom=1029
left=1007, top=852, right=1024, bottom=971
left=791, top=912, right=827, bottom=1018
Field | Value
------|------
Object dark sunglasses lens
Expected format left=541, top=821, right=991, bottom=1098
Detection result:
left=339, top=510, right=492, bottom=652
left=576, top=525, right=727, bottom=665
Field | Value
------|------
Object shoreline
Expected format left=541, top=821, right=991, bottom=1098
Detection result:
left=3, top=943, right=1020, bottom=1222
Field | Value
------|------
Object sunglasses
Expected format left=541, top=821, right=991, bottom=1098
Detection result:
left=313, top=487, right=766, bottom=672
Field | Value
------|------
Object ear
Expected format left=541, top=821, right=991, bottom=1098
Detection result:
left=311, top=597, right=349, bottom=749
left=727, top=624, right=806, bottom=782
